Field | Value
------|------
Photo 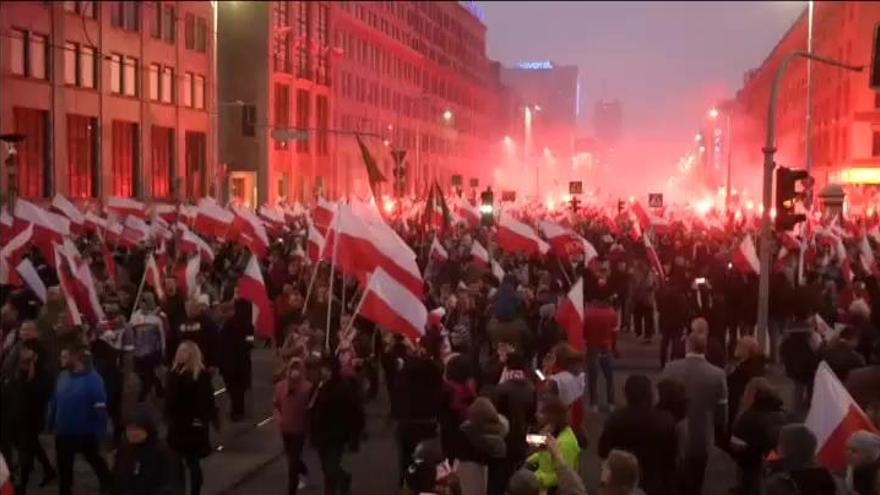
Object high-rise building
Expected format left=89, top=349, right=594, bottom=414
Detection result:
left=0, top=1, right=217, bottom=201
left=594, top=98, right=622, bottom=149
left=733, top=2, right=880, bottom=197
left=219, top=1, right=505, bottom=205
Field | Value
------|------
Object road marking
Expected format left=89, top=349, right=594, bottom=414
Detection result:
left=214, top=387, right=226, bottom=397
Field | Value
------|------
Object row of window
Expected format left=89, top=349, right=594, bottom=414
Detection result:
left=271, top=83, right=329, bottom=156
left=271, top=2, right=330, bottom=84
left=12, top=107, right=206, bottom=199
left=10, top=31, right=206, bottom=109
left=111, top=1, right=209, bottom=53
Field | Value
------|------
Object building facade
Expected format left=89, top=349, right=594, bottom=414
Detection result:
left=733, top=2, right=880, bottom=203
left=219, top=1, right=505, bottom=205
left=0, top=0, right=216, bottom=202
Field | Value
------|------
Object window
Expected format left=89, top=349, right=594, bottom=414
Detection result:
left=111, top=2, right=139, bottom=31
left=185, top=13, right=195, bottom=49
left=151, top=126, right=174, bottom=198
left=296, top=1, right=311, bottom=79
left=316, top=95, right=328, bottom=156
left=29, top=33, right=48, bottom=80
left=196, top=18, right=207, bottom=52
left=110, top=54, right=122, bottom=93
left=123, top=56, right=138, bottom=96
left=162, top=4, right=175, bottom=43
left=67, top=115, right=98, bottom=199
left=65, top=1, right=96, bottom=19
left=273, top=2, right=290, bottom=28
left=273, top=30, right=291, bottom=73
left=80, top=46, right=95, bottom=88
left=316, top=4, right=329, bottom=85
left=10, top=29, right=25, bottom=75
left=194, top=75, right=205, bottom=109
left=150, top=1, right=161, bottom=38
left=185, top=131, right=206, bottom=198
left=65, top=42, right=78, bottom=84
left=183, top=72, right=193, bottom=107
left=112, top=120, right=139, bottom=197
left=274, top=83, right=290, bottom=150
left=161, top=66, right=173, bottom=103
left=295, top=90, right=310, bottom=153
left=873, top=131, right=880, bottom=157
left=148, top=63, right=160, bottom=100
left=14, top=108, right=50, bottom=198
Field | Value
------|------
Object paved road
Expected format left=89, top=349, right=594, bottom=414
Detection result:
left=29, top=332, right=785, bottom=494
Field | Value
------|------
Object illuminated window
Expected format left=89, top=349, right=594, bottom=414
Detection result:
left=68, top=114, right=98, bottom=199
left=185, top=131, right=206, bottom=198
left=151, top=126, right=173, bottom=197
left=14, top=107, right=49, bottom=198
left=29, top=33, right=48, bottom=80
left=123, top=56, right=138, bottom=96
left=295, top=89, right=310, bottom=153
left=148, top=63, right=160, bottom=101
left=274, top=83, right=290, bottom=150
left=65, top=42, right=78, bottom=84
left=112, top=120, right=139, bottom=197
left=194, top=75, right=205, bottom=109
left=110, top=54, right=123, bottom=93
left=161, top=66, right=173, bottom=103
left=185, top=12, right=195, bottom=49
left=183, top=72, right=193, bottom=107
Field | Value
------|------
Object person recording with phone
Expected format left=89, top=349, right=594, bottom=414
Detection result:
left=525, top=396, right=582, bottom=493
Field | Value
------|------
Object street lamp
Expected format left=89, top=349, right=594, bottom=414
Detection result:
left=443, top=109, right=453, bottom=123
left=708, top=107, right=720, bottom=120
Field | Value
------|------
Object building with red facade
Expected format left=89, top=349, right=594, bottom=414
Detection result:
left=1, top=1, right=216, bottom=202
left=732, top=2, right=880, bottom=204
left=219, top=1, right=508, bottom=205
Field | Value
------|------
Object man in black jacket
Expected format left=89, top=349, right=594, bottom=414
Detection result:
left=599, top=374, right=678, bottom=495
left=488, top=352, right=536, bottom=495
left=113, top=404, right=184, bottom=495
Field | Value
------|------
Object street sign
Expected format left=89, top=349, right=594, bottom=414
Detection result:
left=451, top=174, right=462, bottom=186
left=271, top=129, right=309, bottom=142
left=501, top=190, right=516, bottom=202
left=569, top=181, right=583, bottom=194
left=648, top=193, right=663, bottom=208
left=469, top=178, right=479, bottom=188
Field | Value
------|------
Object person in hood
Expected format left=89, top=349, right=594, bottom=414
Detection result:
left=457, top=397, right=509, bottom=495
left=47, top=340, right=113, bottom=495
left=845, top=430, right=880, bottom=495
left=763, top=423, right=840, bottom=495
left=779, top=292, right=820, bottom=417
left=112, top=403, right=184, bottom=495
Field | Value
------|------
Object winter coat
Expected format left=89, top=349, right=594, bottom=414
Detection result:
left=439, top=379, right=477, bottom=461
left=391, top=356, right=444, bottom=424
left=112, top=437, right=184, bottom=495
left=821, top=341, right=866, bottom=383
left=729, top=395, right=792, bottom=493
left=273, top=378, right=312, bottom=435
left=763, top=459, right=840, bottom=495
left=164, top=370, right=216, bottom=458
left=726, top=355, right=768, bottom=423
left=308, top=376, right=364, bottom=450
left=48, top=366, right=108, bottom=437
left=598, top=406, right=678, bottom=495
left=491, top=376, right=537, bottom=463
left=845, top=365, right=880, bottom=411
left=526, top=426, right=581, bottom=492
left=780, top=326, right=819, bottom=385
left=217, top=303, right=253, bottom=382
left=458, top=414, right=509, bottom=464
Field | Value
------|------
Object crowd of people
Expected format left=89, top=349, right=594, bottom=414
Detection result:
left=1, top=194, right=879, bottom=495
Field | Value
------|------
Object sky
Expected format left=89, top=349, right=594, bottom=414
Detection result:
left=476, top=1, right=806, bottom=195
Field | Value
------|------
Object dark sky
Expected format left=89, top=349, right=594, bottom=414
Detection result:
left=476, top=1, right=805, bottom=185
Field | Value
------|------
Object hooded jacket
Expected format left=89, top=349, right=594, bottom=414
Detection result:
left=112, top=406, right=185, bottom=495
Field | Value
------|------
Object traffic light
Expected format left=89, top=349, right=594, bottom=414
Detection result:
left=570, top=196, right=581, bottom=212
left=480, top=187, right=494, bottom=227
left=774, top=166, right=812, bottom=232
left=617, top=199, right=625, bottom=215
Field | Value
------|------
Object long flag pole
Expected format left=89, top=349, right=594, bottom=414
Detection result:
left=325, top=209, right=340, bottom=350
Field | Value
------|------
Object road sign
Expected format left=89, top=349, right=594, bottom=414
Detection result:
left=569, top=181, right=583, bottom=194
left=648, top=193, right=663, bottom=208
left=271, top=129, right=309, bottom=142
left=469, top=178, right=479, bottom=188
left=451, top=174, right=463, bottom=186
left=501, top=190, right=516, bottom=202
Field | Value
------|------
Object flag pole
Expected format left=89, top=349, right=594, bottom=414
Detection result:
left=301, top=260, right=320, bottom=315
left=334, top=285, right=368, bottom=355
left=129, top=253, right=150, bottom=321
left=325, top=209, right=341, bottom=350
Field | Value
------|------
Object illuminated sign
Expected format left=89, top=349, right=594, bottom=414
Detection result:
left=839, top=168, right=880, bottom=184
left=515, top=61, right=554, bottom=70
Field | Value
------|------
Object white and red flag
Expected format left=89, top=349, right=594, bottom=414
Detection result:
left=306, top=217, right=326, bottom=265
left=538, top=220, right=583, bottom=258
left=53, top=243, right=83, bottom=326
left=143, top=253, right=166, bottom=302
left=151, top=203, right=178, bottom=224
left=84, top=211, right=107, bottom=233
left=324, top=204, right=423, bottom=297
left=311, top=197, right=336, bottom=235
left=237, top=255, right=274, bottom=339
left=0, top=223, right=34, bottom=285
left=193, top=197, right=234, bottom=239
left=429, top=237, right=449, bottom=262
left=357, top=268, right=427, bottom=341
left=232, top=206, right=270, bottom=258
left=14, top=199, right=70, bottom=263
left=496, top=212, right=550, bottom=257
left=51, top=194, right=85, bottom=231
left=1, top=450, right=14, bottom=495
left=555, top=278, right=585, bottom=351
left=122, top=215, right=151, bottom=246
left=858, top=233, right=877, bottom=275
left=16, top=258, right=47, bottom=303
left=107, top=196, right=146, bottom=219
left=582, top=237, right=599, bottom=267
left=175, top=255, right=201, bottom=299
left=454, top=199, right=481, bottom=228
left=58, top=239, right=104, bottom=324
left=805, top=362, right=880, bottom=473
left=644, top=234, right=665, bottom=279
left=491, top=259, right=505, bottom=281
left=732, top=234, right=760, bottom=275
left=470, top=240, right=489, bottom=268
left=178, top=225, right=215, bottom=264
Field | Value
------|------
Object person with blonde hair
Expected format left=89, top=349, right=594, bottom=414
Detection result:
left=164, top=341, right=217, bottom=495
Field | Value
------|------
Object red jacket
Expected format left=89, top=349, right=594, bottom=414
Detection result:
left=583, top=304, right=617, bottom=349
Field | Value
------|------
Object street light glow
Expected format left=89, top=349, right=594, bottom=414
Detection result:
left=503, top=135, right=513, bottom=146
left=695, top=133, right=702, bottom=142
left=708, top=107, right=720, bottom=119
left=443, top=109, right=453, bottom=122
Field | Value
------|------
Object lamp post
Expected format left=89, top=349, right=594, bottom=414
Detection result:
left=755, top=51, right=862, bottom=351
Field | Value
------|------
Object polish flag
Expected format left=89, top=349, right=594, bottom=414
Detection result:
left=555, top=278, right=585, bottom=351
left=107, top=196, right=146, bottom=219
left=779, top=231, right=801, bottom=251
left=258, top=204, right=286, bottom=235
left=454, top=199, right=481, bottom=228
left=358, top=268, right=427, bottom=341
left=151, top=203, right=178, bottom=224
left=805, top=362, right=880, bottom=473
left=470, top=240, right=489, bottom=268
left=16, top=258, right=47, bottom=303
left=53, top=243, right=83, bottom=326
left=644, top=234, right=665, bottom=279
left=602, top=210, right=620, bottom=235
left=59, top=239, right=104, bottom=324
left=324, top=204, right=423, bottom=298
left=178, top=226, right=215, bottom=264
left=491, top=259, right=506, bottom=281
left=104, top=221, right=125, bottom=247
left=0, top=207, right=13, bottom=245
left=194, top=197, right=234, bottom=239
left=582, top=237, right=599, bottom=267
left=100, top=242, right=117, bottom=285
left=538, top=220, right=583, bottom=258
left=0, top=223, right=34, bottom=284
left=283, top=202, right=307, bottom=225
left=306, top=217, right=325, bottom=265
left=51, top=194, right=85, bottom=231
left=233, top=206, right=270, bottom=258
left=143, top=253, right=166, bottom=302
left=627, top=211, right=643, bottom=241
left=858, top=233, right=877, bottom=275
left=732, top=234, right=760, bottom=275
left=122, top=215, right=151, bottom=246
left=833, top=236, right=854, bottom=284
left=14, top=199, right=70, bottom=264
left=429, top=237, right=448, bottom=262
left=84, top=211, right=107, bottom=232
left=631, top=202, right=651, bottom=230
left=237, top=255, right=274, bottom=339
left=1, top=451, right=14, bottom=495
left=311, top=197, right=336, bottom=235
left=496, top=212, right=550, bottom=257
left=175, top=255, right=201, bottom=299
